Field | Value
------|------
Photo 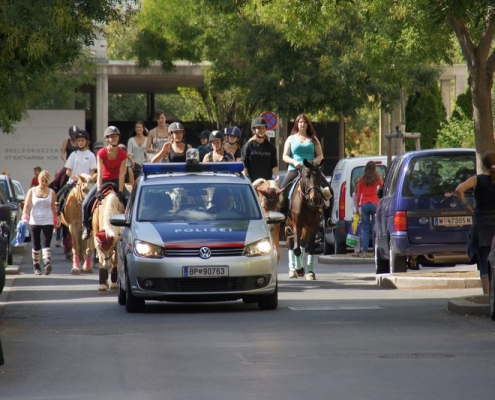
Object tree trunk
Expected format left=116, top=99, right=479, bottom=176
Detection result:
left=338, top=111, right=345, bottom=159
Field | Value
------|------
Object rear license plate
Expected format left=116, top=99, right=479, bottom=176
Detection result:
left=182, top=266, right=229, bottom=277
left=434, top=216, right=472, bottom=227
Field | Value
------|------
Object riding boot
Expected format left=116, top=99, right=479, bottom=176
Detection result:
left=82, top=197, right=96, bottom=240
left=42, top=247, right=52, bottom=275
left=32, top=249, right=42, bottom=275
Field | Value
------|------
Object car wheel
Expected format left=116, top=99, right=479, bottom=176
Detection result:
left=375, top=242, right=390, bottom=274
left=490, top=264, right=495, bottom=321
left=7, top=238, right=13, bottom=265
left=323, top=235, right=333, bottom=255
left=117, top=278, right=126, bottom=306
left=125, top=273, right=145, bottom=313
left=389, top=246, right=407, bottom=273
left=258, top=283, right=278, bottom=310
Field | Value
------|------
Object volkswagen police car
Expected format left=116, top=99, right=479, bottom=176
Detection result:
left=110, top=149, right=284, bottom=312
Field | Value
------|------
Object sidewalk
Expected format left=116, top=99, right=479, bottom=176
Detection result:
left=318, top=253, right=490, bottom=317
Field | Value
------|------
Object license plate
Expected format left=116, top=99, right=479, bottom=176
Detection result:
left=434, top=216, right=472, bottom=227
left=182, top=266, right=229, bottom=277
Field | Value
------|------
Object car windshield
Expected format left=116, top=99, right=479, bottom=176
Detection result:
left=137, top=183, right=262, bottom=222
left=402, top=154, right=476, bottom=197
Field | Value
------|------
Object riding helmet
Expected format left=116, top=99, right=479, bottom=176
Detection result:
left=225, top=126, right=242, bottom=138
left=68, top=125, right=80, bottom=136
left=209, top=130, right=223, bottom=141
left=200, top=130, right=211, bottom=140
left=75, top=130, right=90, bottom=141
left=104, top=126, right=120, bottom=137
left=251, top=117, right=267, bottom=128
left=168, top=122, right=185, bottom=134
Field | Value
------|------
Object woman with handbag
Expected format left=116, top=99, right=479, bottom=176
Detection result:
left=127, top=120, right=147, bottom=179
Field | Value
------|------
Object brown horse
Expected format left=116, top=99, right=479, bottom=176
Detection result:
left=60, top=174, right=95, bottom=275
left=252, top=178, right=284, bottom=262
left=93, top=188, right=124, bottom=292
left=286, top=159, right=330, bottom=280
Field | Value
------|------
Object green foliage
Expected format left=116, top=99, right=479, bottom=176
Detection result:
left=405, top=82, right=446, bottom=149
left=0, top=0, right=136, bottom=133
left=436, top=107, right=475, bottom=149
left=344, top=105, right=381, bottom=156
left=451, top=87, right=473, bottom=120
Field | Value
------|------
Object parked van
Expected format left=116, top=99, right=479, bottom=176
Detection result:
left=324, top=155, right=388, bottom=254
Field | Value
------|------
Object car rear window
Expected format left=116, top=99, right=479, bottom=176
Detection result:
left=137, top=183, right=262, bottom=221
left=350, top=163, right=387, bottom=195
left=402, top=154, right=476, bottom=197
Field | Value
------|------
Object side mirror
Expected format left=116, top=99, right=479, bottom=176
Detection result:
left=110, top=214, right=130, bottom=227
left=266, top=211, right=285, bottom=224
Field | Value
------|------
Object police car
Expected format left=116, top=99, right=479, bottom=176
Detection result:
left=110, top=149, right=284, bottom=312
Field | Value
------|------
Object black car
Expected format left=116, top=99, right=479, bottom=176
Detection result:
left=0, top=185, right=16, bottom=265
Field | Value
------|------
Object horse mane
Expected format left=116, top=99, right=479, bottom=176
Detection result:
left=102, top=192, right=122, bottom=238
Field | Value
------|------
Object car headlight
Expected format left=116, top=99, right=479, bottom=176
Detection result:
left=134, top=240, right=164, bottom=258
left=244, top=237, right=272, bottom=257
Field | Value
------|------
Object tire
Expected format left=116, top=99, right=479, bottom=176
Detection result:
left=323, top=235, right=333, bottom=255
left=375, top=242, right=390, bottom=274
left=258, top=283, right=278, bottom=310
left=7, top=238, right=13, bottom=265
left=117, top=278, right=126, bottom=306
left=125, top=273, right=145, bottom=313
left=389, top=246, right=407, bottom=273
left=490, top=264, right=495, bottom=321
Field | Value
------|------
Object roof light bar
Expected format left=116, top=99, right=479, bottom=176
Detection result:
left=142, top=162, right=244, bottom=176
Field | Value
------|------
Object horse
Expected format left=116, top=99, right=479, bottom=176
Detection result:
left=93, top=186, right=124, bottom=292
left=252, top=178, right=284, bottom=262
left=285, top=159, right=331, bottom=280
left=60, top=174, right=95, bottom=275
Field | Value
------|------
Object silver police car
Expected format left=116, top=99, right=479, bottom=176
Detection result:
left=110, top=151, right=284, bottom=312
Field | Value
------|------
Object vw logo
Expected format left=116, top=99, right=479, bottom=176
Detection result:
left=199, top=247, right=211, bottom=259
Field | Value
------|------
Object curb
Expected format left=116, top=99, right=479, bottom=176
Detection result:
left=376, top=274, right=481, bottom=290
left=318, top=255, right=373, bottom=265
left=448, top=295, right=490, bottom=317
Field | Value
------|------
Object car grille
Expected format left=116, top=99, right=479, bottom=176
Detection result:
left=137, top=276, right=271, bottom=292
left=164, top=247, right=245, bottom=257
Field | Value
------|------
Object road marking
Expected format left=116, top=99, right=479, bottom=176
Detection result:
left=288, top=306, right=383, bottom=311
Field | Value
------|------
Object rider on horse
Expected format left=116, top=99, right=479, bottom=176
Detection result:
left=82, top=126, right=129, bottom=241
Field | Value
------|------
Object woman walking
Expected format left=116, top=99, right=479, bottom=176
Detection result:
left=146, top=110, right=169, bottom=162
left=127, top=121, right=148, bottom=179
left=455, top=151, right=495, bottom=294
left=151, top=123, right=191, bottom=163
left=23, top=170, right=58, bottom=275
left=355, top=161, right=383, bottom=257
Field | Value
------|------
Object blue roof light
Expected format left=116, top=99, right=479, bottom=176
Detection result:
left=142, top=162, right=244, bottom=176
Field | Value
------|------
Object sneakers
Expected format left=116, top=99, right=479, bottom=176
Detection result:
left=289, top=270, right=297, bottom=279
left=306, top=271, right=316, bottom=280
left=34, top=265, right=42, bottom=275
left=55, top=240, right=62, bottom=248
left=44, top=263, right=52, bottom=275
left=82, top=228, right=91, bottom=240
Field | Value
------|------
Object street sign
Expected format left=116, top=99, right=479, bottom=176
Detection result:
left=261, top=111, right=278, bottom=130
left=266, top=130, right=275, bottom=138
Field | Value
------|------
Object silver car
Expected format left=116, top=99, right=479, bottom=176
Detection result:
left=111, top=157, right=284, bottom=313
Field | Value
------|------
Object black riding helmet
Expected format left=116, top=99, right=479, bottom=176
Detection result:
left=200, top=130, right=211, bottom=140
left=209, top=130, right=223, bottom=141
left=75, top=130, right=90, bottom=141
left=251, top=117, right=267, bottom=129
left=68, top=125, right=80, bottom=136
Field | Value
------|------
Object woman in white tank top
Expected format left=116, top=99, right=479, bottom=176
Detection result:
left=23, top=170, right=58, bottom=275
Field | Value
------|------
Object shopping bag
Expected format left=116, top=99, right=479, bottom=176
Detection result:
left=346, top=213, right=362, bottom=248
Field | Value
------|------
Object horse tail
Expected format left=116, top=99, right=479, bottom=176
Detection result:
left=102, top=192, right=121, bottom=238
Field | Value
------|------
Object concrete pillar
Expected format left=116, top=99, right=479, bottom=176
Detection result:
left=95, top=74, right=108, bottom=142
left=441, top=78, right=453, bottom=118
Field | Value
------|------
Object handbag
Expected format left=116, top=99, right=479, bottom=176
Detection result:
left=346, top=213, right=362, bottom=248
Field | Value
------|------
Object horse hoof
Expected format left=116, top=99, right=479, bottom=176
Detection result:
left=70, top=267, right=81, bottom=275
left=296, top=267, right=305, bottom=277
left=306, top=271, right=316, bottom=280
left=82, top=268, right=94, bottom=274
left=289, top=270, right=297, bottom=279
left=98, top=284, right=108, bottom=292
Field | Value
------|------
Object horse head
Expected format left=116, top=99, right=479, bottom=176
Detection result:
left=77, top=174, right=95, bottom=199
left=252, top=178, right=284, bottom=213
left=301, top=159, right=326, bottom=208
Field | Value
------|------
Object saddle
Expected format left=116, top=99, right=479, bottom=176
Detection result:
left=90, top=183, right=120, bottom=214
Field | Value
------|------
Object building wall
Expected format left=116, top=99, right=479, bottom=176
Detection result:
left=0, top=110, right=85, bottom=192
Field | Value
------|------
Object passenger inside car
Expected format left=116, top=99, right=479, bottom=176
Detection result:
left=140, top=191, right=173, bottom=221
left=207, top=188, right=240, bottom=218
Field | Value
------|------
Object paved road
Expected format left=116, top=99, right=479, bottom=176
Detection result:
left=1, top=244, right=494, bottom=400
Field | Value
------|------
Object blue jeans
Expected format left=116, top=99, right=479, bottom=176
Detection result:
left=361, top=202, right=377, bottom=253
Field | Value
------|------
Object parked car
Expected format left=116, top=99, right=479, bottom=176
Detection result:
left=111, top=158, right=284, bottom=313
left=375, top=148, right=476, bottom=274
left=0, top=175, right=29, bottom=243
left=0, top=185, right=16, bottom=265
left=325, top=155, right=389, bottom=254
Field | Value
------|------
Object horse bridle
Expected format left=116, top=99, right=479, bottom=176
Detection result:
left=298, top=167, right=325, bottom=208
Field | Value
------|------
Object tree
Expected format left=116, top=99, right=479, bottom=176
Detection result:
left=0, top=0, right=136, bottom=133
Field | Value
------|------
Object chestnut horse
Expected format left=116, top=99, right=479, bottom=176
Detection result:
left=60, top=174, right=95, bottom=275
left=285, top=159, right=329, bottom=279
left=252, top=178, right=284, bottom=262
left=93, top=187, right=124, bottom=292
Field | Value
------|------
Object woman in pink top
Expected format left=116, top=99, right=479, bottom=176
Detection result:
left=356, top=161, right=383, bottom=257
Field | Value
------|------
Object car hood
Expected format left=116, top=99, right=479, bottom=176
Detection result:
left=132, top=220, right=270, bottom=247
